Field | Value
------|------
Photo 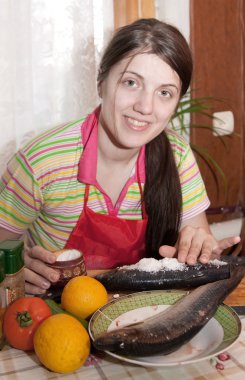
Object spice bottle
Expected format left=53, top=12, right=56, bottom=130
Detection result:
left=0, top=240, right=25, bottom=306
left=0, top=250, right=6, bottom=349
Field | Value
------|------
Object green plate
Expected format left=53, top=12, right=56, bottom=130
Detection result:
left=89, top=290, right=242, bottom=367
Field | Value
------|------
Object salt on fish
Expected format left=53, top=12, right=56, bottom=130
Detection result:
left=120, top=257, right=227, bottom=273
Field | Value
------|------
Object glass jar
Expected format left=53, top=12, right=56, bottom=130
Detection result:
left=0, top=250, right=6, bottom=349
left=0, top=240, right=25, bottom=306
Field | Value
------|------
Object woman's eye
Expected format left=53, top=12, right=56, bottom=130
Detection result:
left=124, top=79, right=137, bottom=87
left=160, top=90, right=171, bottom=97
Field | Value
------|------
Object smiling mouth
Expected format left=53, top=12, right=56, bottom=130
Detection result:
left=126, top=117, right=149, bottom=131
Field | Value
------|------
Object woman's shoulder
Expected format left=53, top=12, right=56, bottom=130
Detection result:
left=165, top=127, right=190, bottom=156
left=15, top=117, right=86, bottom=175
left=21, top=117, right=85, bottom=156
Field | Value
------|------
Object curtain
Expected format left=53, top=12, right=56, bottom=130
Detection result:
left=0, top=0, right=114, bottom=174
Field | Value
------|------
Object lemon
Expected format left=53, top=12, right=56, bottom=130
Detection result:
left=61, top=275, right=108, bottom=319
left=34, top=314, right=90, bottom=373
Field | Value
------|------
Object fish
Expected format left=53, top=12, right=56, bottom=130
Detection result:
left=95, top=256, right=245, bottom=291
left=93, top=265, right=245, bottom=357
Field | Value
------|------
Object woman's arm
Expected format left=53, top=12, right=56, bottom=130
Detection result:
left=0, top=227, right=21, bottom=241
left=159, top=212, right=241, bottom=264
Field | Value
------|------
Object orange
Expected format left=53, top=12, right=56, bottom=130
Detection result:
left=61, top=275, right=108, bottom=319
left=33, top=314, right=90, bottom=373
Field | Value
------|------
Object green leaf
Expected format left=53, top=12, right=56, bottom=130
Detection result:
left=170, top=92, right=229, bottom=195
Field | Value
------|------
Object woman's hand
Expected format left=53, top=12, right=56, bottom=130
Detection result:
left=24, top=245, right=60, bottom=294
left=158, top=212, right=241, bottom=265
left=159, top=225, right=241, bottom=265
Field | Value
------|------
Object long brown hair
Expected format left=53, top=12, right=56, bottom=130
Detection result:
left=97, top=18, right=193, bottom=258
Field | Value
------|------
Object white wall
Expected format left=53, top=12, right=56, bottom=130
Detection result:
left=156, top=0, right=190, bottom=42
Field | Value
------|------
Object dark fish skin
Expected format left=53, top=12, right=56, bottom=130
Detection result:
left=93, top=266, right=245, bottom=357
left=95, top=256, right=245, bottom=292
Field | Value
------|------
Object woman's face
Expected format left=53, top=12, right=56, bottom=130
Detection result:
left=99, top=53, right=181, bottom=150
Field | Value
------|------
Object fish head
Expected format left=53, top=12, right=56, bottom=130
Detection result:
left=93, top=328, right=139, bottom=353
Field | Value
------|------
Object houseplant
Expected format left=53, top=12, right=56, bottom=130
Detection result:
left=170, top=92, right=228, bottom=197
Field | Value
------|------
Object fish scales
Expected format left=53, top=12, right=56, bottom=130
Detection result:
left=95, top=256, right=245, bottom=291
left=95, top=266, right=229, bottom=291
left=93, top=266, right=245, bottom=356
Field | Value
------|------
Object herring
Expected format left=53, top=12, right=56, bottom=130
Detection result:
left=95, top=256, right=245, bottom=291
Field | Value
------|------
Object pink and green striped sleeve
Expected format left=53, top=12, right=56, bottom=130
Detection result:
left=167, top=129, right=210, bottom=221
left=0, top=151, right=42, bottom=234
left=0, top=119, right=85, bottom=250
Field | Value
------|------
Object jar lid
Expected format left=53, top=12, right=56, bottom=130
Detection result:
left=0, top=240, right=24, bottom=274
left=0, top=251, right=5, bottom=282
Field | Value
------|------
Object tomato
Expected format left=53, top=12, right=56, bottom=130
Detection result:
left=3, top=297, right=51, bottom=351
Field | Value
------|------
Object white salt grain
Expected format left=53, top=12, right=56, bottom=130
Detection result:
left=161, top=257, right=186, bottom=271
left=56, top=249, right=81, bottom=261
left=121, top=257, right=186, bottom=272
left=121, top=258, right=161, bottom=272
left=120, top=257, right=227, bottom=272
left=209, top=259, right=227, bottom=266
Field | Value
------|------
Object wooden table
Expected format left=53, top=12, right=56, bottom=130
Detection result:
left=224, top=277, right=245, bottom=306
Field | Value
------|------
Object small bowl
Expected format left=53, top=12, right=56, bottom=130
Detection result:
left=48, top=249, right=86, bottom=288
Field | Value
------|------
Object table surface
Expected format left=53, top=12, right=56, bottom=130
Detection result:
left=0, top=278, right=244, bottom=380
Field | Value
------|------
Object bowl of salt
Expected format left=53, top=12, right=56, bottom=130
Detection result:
left=48, top=249, right=86, bottom=288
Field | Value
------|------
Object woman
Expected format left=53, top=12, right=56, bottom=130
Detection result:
left=0, top=19, right=240, bottom=294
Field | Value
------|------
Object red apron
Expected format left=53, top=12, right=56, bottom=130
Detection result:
left=65, top=167, right=147, bottom=269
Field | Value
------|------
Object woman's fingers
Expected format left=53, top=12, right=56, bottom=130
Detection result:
left=177, top=226, right=200, bottom=264
left=158, top=245, right=176, bottom=258
left=25, top=245, right=57, bottom=264
left=24, top=254, right=59, bottom=283
left=160, top=226, right=241, bottom=265
left=24, top=245, right=60, bottom=292
left=198, top=237, right=214, bottom=263
left=212, top=236, right=241, bottom=255
left=24, top=267, right=49, bottom=295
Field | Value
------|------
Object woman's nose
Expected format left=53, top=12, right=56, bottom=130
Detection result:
left=133, top=91, right=154, bottom=115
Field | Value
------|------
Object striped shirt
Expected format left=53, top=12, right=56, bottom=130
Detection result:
left=0, top=108, right=210, bottom=251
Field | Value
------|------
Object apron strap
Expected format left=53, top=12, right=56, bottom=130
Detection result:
left=84, top=184, right=90, bottom=207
